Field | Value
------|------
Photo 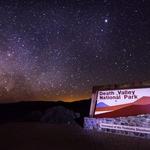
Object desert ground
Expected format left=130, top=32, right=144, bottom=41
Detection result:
left=0, top=122, right=150, bottom=150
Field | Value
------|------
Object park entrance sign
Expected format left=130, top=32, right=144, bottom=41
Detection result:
left=84, top=82, right=150, bottom=138
left=95, top=87, right=150, bottom=117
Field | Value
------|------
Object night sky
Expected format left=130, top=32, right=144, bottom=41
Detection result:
left=0, top=0, right=150, bottom=102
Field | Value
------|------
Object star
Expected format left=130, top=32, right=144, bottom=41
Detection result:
left=104, top=19, right=108, bottom=23
left=0, top=0, right=149, bottom=102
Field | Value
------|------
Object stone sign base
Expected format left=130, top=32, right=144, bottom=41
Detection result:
left=84, top=114, right=150, bottom=139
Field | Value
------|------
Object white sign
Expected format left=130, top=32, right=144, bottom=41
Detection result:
left=97, top=87, right=150, bottom=106
left=100, top=123, right=150, bottom=134
left=95, top=87, right=150, bottom=116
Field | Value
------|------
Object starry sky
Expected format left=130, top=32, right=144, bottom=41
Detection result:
left=0, top=0, right=150, bottom=102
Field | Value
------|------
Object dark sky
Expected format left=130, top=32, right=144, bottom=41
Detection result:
left=0, top=0, right=150, bottom=102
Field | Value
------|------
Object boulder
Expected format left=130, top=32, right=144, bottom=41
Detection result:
left=41, top=106, right=80, bottom=125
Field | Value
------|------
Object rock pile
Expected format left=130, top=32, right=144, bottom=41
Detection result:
left=41, top=106, right=80, bottom=125
left=84, top=114, right=150, bottom=138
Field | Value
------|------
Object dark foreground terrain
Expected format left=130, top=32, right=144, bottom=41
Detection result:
left=0, top=122, right=150, bottom=150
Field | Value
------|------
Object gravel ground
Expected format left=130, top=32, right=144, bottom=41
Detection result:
left=0, top=122, right=150, bottom=150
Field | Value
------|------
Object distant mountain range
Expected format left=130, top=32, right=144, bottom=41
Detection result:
left=95, top=97, right=150, bottom=118
left=0, top=99, right=91, bottom=123
left=2, top=96, right=150, bottom=122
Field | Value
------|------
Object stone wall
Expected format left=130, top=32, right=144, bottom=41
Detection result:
left=84, top=114, right=150, bottom=139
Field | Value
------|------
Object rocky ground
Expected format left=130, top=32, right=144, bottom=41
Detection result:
left=0, top=122, right=150, bottom=150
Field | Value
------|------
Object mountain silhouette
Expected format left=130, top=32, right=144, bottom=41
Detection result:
left=96, top=102, right=108, bottom=107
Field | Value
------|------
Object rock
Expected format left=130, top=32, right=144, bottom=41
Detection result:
left=40, top=106, right=80, bottom=125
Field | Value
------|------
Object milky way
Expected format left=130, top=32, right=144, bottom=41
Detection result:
left=0, top=0, right=150, bottom=102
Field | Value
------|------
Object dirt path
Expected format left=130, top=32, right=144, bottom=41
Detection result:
left=0, top=122, right=150, bottom=150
